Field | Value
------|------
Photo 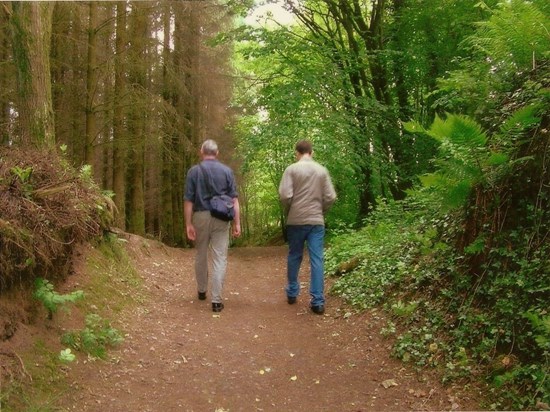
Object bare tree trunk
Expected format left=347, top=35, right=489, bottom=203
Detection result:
left=50, top=2, right=86, bottom=163
left=10, top=2, right=55, bottom=149
left=126, top=2, right=147, bottom=235
left=85, top=1, right=98, bottom=166
left=0, top=4, right=11, bottom=145
left=160, top=2, right=175, bottom=244
left=172, top=3, right=193, bottom=246
left=112, top=1, right=127, bottom=230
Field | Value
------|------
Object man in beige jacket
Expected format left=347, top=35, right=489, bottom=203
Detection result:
left=278, top=140, right=336, bottom=314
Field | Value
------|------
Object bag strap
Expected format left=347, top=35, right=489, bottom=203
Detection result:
left=198, top=163, right=215, bottom=199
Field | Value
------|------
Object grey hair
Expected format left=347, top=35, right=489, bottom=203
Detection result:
left=201, top=139, right=218, bottom=155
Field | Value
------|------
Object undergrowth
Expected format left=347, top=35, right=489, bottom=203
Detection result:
left=1, top=340, right=70, bottom=411
left=327, top=87, right=549, bottom=410
left=0, top=234, right=142, bottom=411
left=0, top=147, right=114, bottom=293
left=61, top=313, right=124, bottom=359
left=327, top=195, right=549, bottom=410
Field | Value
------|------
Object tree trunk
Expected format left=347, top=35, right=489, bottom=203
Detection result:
left=112, top=1, right=127, bottom=230
left=160, top=2, right=175, bottom=244
left=10, top=2, right=55, bottom=149
left=125, top=2, right=147, bottom=236
left=84, top=1, right=98, bottom=166
left=0, top=4, right=11, bottom=145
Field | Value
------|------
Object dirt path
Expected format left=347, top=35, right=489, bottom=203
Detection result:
left=57, top=236, right=480, bottom=411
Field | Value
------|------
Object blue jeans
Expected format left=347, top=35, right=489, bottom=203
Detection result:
left=286, top=225, right=325, bottom=307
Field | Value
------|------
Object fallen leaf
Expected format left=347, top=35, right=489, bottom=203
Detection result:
left=381, top=379, right=398, bottom=388
left=413, top=389, right=427, bottom=398
left=290, top=375, right=297, bottom=381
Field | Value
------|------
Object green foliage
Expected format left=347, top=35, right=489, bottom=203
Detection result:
left=405, top=114, right=510, bottom=210
left=33, top=278, right=84, bottom=319
left=10, top=166, right=33, bottom=198
left=435, top=0, right=550, bottom=120
left=329, top=95, right=549, bottom=409
left=61, top=313, right=123, bottom=359
left=241, top=2, right=549, bottom=408
left=524, top=310, right=550, bottom=352
left=2, top=235, right=137, bottom=410
left=79, top=164, right=94, bottom=183
left=58, top=348, right=76, bottom=363
left=327, top=197, right=432, bottom=308
left=10, top=165, right=33, bottom=183
left=233, top=25, right=362, bottom=239
left=1, top=340, right=71, bottom=411
left=329, top=189, right=549, bottom=409
left=387, top=0, right=498, bottom=120
left=391, top=300, right=419, bottom=318
left=473, top=0, right=550, bottom=73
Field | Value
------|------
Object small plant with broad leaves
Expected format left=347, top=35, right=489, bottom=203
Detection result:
left=59, top=348, right=76, bottom=363
left=33, top=278, right=84, bottom=319
left=62, top=313, right=123, bottom=359
left=10, top=166, right=33, bottom=198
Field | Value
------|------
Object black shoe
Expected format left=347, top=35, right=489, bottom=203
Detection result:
left=311, top=305, right=325, bottom=315
left=287, top=296, right=297, bottom=304
left=212, top=302, right=224, bottom=312
left=198, top=292, right=206, bottom=300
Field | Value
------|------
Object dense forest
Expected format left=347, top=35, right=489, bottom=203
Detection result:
left=0, top=0, right=548, bottom=410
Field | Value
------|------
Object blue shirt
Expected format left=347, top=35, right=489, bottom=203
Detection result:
left=184, top=159, right=238, bottom=212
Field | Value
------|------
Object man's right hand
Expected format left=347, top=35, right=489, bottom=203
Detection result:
left=232, top=223, right=241, bottom=238
left=186, top=225, right=196, bottom=241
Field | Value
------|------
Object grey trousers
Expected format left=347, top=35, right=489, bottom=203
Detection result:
left=192, top=211, right=230, bottom=303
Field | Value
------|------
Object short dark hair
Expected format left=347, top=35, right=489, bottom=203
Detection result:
left=295, top=140, right=312, bottom=155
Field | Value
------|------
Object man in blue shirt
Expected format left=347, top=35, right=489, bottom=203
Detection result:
left=184, top=139, right=241, bottom=312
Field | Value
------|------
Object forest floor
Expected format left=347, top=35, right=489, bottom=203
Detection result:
left=2, top=234, right=485, bottom=411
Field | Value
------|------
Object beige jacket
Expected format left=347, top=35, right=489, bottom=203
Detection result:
left=278, top=157, right=336, bottom=225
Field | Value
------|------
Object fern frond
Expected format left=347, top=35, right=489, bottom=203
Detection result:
left=473, top=0, right=550, bottom=71
left=416, top=114, right=502, bottom=210
left=403, top=120, right=428, bottom=135
left=428, top=114, right=487, bottom=147
left=498, top=104, right=542, bottom=140
left=487, top=152, right=509, bottom=166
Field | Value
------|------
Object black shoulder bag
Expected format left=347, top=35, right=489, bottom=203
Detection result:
left=198, top=164, right=235, bottom=222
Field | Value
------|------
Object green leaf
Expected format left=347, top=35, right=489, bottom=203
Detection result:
left=403, top=121, right=428, bottom=135
left=487, top=152, right=509, bottom=166
left=59, top=348, right=76, bottom=363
